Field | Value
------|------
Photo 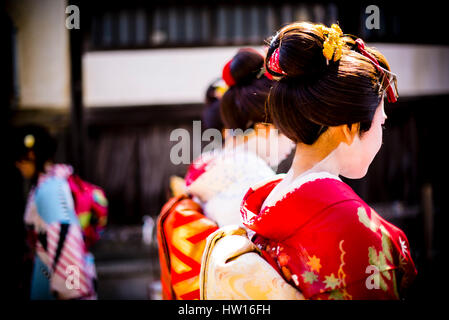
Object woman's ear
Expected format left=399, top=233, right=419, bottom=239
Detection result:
left=340, top=123, right=359, bottom=145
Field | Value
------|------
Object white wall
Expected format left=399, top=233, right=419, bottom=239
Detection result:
left=374, top=43, right=449, bottom=97
left=83, top=46, right=255, bottom=107
left=7, top=0, right=71, bottom=110
left=8, top=0, right=70, bottom=110
left=83, top=44, right=449, bottom=108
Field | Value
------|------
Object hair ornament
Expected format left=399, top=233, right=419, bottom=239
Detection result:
left=222, top=59, right=236, bottom=87
left=269, top=31, right=280, bottom=47
left=256, top=66, right=274, bottom=80
left=267, top=47, right=287, bottom=75
left=354, top=38, right=398, bottom=103
left=215, top=83, right=228, bottom=96
left=315, top=23, right=344, bottom=63
left=24, top=134, right=35, bottom=149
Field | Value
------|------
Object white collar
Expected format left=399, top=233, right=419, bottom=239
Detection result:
left=261, top=171, right=342, bottom=210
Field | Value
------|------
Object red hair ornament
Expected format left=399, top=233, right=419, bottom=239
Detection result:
left=355, top=38, right=398, bottom=103
left=222, top=59, right=236, bottom=87
left=267, top=48, right=287, bottom=76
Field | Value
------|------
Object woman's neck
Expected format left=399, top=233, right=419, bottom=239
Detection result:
left=289, top=136, right=342, bottom=181
left=223, top=124, right=273, bottom=162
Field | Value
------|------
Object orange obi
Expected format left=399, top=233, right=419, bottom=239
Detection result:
left=157, top=195, right=218, bottom=300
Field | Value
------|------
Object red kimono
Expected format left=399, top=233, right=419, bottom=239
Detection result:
left=241, top=173, right=417, bottom=300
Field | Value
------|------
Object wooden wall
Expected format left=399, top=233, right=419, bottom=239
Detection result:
left=84, top=104, right=203, bottom=224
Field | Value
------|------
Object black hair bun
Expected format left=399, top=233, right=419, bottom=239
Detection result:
left=229, top=48, right=264, bottom=86
left=268, top=23, right=329, bottom=80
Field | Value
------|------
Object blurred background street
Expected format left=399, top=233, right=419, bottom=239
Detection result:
left=92, top=225, right=160, bottom=299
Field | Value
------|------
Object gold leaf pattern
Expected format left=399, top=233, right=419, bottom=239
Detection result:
left=306, top=255, right=322, bottom=273
left=357, top=207, right=378, bottom=232
left=302, top=271, right=318, bottom=284
left=315, top=23, right=344, bottom=62
left=323, top=273, right=341, bottom=290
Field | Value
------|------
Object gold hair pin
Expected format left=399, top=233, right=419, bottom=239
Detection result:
left=24, top=134, right=35, bottom=148
left=315, top=24, right=344, bottom=63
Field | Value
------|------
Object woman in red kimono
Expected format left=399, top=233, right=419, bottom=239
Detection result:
left=232, top=22, right=417, bottom=300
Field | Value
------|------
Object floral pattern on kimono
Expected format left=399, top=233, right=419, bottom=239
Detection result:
left=241, top=172, right=417, bottom=300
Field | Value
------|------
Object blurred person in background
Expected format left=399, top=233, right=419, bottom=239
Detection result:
left=158, top=48, right=296, bottom=300
left=166, top=78, right=227, bottom=199
left=202, top=78, right=226, bottom=132
left=166, top=78, right=227, bottom=198
left=202, top=22, right=417, bottom=300
left=185, top=47, right=295, bottom=228
left=13, top=125, right=98, bottom=300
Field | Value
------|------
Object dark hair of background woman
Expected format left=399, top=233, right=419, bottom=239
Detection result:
left=202, top=79, right=225, bottom=132
left=12, top=125, right=57, bottom=182
left=220, top=48, right=273, bottom=130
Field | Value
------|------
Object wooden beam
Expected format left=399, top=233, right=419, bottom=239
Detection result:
left=69, top=0, right=85, bottom=176
left=85, top=104, right=204, bottom=127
